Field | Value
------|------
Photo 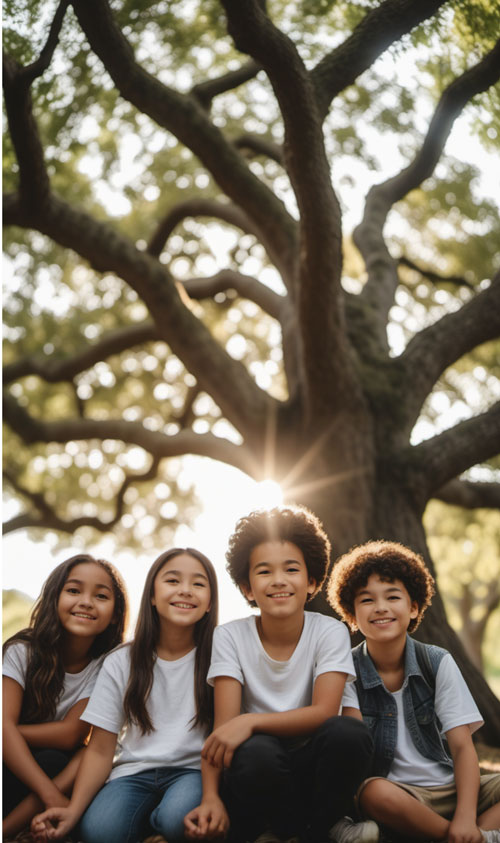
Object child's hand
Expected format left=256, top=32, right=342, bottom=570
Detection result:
left=184, top=796, right=229, bottom=839
left=31, top=806, right=77, bottom=841
left=202, top=713, right=256, bottom=769
left=447, top=816, right=483, bottom=843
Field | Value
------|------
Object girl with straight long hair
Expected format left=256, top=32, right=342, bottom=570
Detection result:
left=32, top=547, right=228, bottom=843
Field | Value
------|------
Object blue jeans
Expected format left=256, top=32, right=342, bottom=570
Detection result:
left=78, top=766, right=202, bottom=843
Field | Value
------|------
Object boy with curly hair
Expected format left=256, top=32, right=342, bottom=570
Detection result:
left=327, top=539, right=500, bottom=843
left=189, top=505, right=374, bottom=843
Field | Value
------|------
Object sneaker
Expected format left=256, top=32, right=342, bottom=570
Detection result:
left=329, top=816, right=379, bottom=843
left=482, top=832, right=500, bottom=843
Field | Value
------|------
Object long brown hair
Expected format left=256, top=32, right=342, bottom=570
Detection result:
left=123, top=547, right=218, bottom=735
left=3, top=554, right=129, bottom=724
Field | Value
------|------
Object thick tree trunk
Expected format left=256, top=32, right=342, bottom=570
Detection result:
left=298, top=449, right=500, bottom=746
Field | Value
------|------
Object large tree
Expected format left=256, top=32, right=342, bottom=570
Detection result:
left=3, top=0, right=500, bottom=741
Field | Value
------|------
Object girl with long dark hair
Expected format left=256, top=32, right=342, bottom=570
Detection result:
left=3, top=554, right=128, bottom=838
left=32, top=547, right=227, bottom=843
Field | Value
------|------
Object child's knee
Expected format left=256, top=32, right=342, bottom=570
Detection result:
left=317, top=715, right=373, bottom=758
left=229, top=734, right=289, bottom=787
left=360, top=778, right=397, bottom=813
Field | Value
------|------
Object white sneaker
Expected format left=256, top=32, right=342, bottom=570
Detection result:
left=329, top=816, right=379, bottom=843
left=482, top=831, right=500, bottom=843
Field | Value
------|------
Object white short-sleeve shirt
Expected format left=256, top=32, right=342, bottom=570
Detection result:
left=207, top=612, right=354, bottom=714
left=2, top=640, right=102, bottom=721
left=342, top=653, right=483, bottom=786
left=82, top=644, right=206, bottom=781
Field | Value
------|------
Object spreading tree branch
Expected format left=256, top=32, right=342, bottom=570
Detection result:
left=3, top=192, right=21, bottom=224
left=400, top=272, right=500, bottom=431
left=3, top=391, right=261, bottom=477
left=4, top=194, right=272, bottom=437
left=3, top=323, right=162, bottom=385
left=20, top=0, right=70, bottom=84
left=191, top=59, right=261, bottom=110
left=220, top=0, right=363, bottom=421
left=146, top=197, right=287, bottom=274
left=354, top=39, right=500, bottom=347
left=3, top=0, right=69, bottom=207
left=182, top=270, right=283, bottom=320
left=175, top=385, right=201, bottom=429
left=70, top=0, right=297, bottom=286
left=434, top=479, right=500, bottom=510
left=3, top=55, right=49, bottom=209
left=3, top=457, right=162, bottom=536
left=398, top=256, right=474, bottom=290
left=3, top=36, right=274, bottom=445
left=233, top=133, right=284, bottom=165
left=411, top=402, right=500, bottom=506
left=311, top=0, right=448, bottom=119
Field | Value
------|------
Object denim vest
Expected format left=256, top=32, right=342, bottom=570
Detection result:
left=352, top=635, right=453, bottom=777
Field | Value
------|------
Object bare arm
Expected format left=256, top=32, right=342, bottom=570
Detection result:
left=203, top=671, right=347, bottom=769
left=3, top=747, right=85, bottom=837
left=446, top=725, right=481, bottom=843
left=31, top=726, right=117, bottom=840
left=19, top=698, right=92, bottom=750
left=341, top=706, right=363, bottom=720
left=184, top=678, right=241, bottom=839
left=2, top=676, right=66, bottom=808
left=184, top=757, right=229, bottom=839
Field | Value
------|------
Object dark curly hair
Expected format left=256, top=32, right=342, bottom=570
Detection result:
left=226, top=505, right=331, bottom=607
left=327, top=540, right=435, bottom=633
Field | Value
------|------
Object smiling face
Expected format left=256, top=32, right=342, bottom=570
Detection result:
left=151, top=552, right=211, bottom=630
left=242, top=540, right=316, bottom=620
left=57, top=562, right=116, bottom=641
left=353, top=574, right=418, bottom=643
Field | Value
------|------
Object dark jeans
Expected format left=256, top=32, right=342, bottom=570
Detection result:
left=224, top=716, right=373, bottom=842
left=2, top=748, right=72, bottom=817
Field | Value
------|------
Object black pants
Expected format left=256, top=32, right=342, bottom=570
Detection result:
left=2, top=748, right=72, bottom=818
left=224, top=716, right=373, bottom=842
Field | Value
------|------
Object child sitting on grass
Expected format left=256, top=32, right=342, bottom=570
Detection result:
left=185, top=505, right=374, bottom=843
left=327, top=539, right=500, bottom=843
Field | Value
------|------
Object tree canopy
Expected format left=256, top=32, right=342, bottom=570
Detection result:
left=3, top=0, right=500, bottom=739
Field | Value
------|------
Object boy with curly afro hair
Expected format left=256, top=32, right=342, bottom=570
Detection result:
left=226, top=504, right=330, bottom=605
left=202, top=505, right=375, bottom=843
left=326, top=540, right=500, bottom=843
left=328, top=539, right=435, bottom=634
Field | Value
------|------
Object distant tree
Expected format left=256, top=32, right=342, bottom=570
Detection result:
left=2, top=590, right=33, bottom=643
left=3, top=0, right=500, bottom=740
left=425, top=503, right=500, bottom=673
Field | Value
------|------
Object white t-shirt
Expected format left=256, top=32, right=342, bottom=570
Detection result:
left=2, top=641, right=102, bottom=721
left=342, top=653, right=483, bottom=786
left=82, top=644, right=206, bottom=781
left=207, top=612, right=354, bottom=714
